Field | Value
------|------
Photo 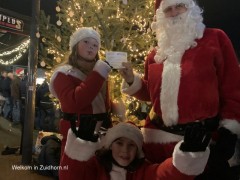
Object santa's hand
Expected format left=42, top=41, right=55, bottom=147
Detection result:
left=119, top=62, right=134, bottom=85
left=93, top=60, right=111, bottom=79
left=214, top=127, right=237, bottom=161
left=180, top=125, right=211, bottom=152
left=205, top=128, right=237, bottom=179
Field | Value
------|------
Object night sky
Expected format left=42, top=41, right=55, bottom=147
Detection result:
left=198, top=0, right=240, bottom=58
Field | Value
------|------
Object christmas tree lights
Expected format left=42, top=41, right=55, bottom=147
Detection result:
left=39, top=0, right=155, bottom=64
left=39, top=0, right=154, bottom=123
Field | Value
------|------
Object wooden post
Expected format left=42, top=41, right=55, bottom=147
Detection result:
left=21, top=0, right=40, bottom=164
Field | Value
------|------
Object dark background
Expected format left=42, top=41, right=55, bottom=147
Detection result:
left=0, top=0, right=240, bottom=68
left=0, top=0, right=57, bottom=20
left=199, top=0, right=240, bottom=59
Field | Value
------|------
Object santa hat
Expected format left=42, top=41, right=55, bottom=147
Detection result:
left=155, top=0, right=193, bottom=11
left=155, top=0, right=162, bottom=12
left=102, top=122, right=144, bottom=158
left=69, top=27, right=101, bottom=50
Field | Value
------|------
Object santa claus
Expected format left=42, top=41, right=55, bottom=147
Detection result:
left=119, top=0, right=240, bottom=179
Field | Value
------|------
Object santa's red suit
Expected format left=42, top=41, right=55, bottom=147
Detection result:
left=59, top=129, right=209, bottom=180
left=122, top=28, right=240, bottom=163
left=49, top=64, right=111, bottom=156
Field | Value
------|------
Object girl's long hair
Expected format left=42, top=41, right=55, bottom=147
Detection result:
left=68, top=43, right=99, bottom=69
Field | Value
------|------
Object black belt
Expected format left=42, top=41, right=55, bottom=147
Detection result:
left=79, top=113, right=109, bottom=121
left=151, top=115, right=219, bottom=136
left=62, top=113, right=109, bottom=122
left=62, top=113, right=78, bottom=122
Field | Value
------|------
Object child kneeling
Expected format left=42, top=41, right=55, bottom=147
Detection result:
left=59, top=122, right=210, bottom=180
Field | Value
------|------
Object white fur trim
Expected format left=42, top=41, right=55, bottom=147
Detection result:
left=220, top=119, right=240, bottom=138
left=121, top=73, right=142, bottom=96
left=173, top=140, right=210, bottom=175
left=64, top=129, right=100, bottom=161
left=93, top=60, right=111, bottom=79
left=110, top=164, right=127, bottom=180
left=161, top=0, right=192, bottom=10
left=92, top=95, right=106, bottom=113
left=220, top=119, right=240, bottom=166
left=69, top=27, right=101, bottom=50
left=160, top=52, right=183, bottom=126
left=49, top=65, right=87, bottom=98
left=49, top=64, right=106, bottom=114
left=141, top=128, right=183, bottom=144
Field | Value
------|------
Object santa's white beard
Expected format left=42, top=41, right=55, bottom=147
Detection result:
left=154, top=11, right=204, bottom=62
left=163, top=12, right=196, bottom=53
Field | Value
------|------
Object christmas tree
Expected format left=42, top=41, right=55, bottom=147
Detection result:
left=39, top=0, right=154, bottom=123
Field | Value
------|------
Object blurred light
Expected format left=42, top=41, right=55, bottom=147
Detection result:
left=36, top=77, right=45, bottom=85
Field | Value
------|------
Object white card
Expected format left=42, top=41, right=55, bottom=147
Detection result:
left=106, top=51, right=127, bottom=69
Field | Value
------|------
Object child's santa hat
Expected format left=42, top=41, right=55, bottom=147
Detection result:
left=102, top=122, right=144, bottom=158
left=69, top=27, right=101, bottom=50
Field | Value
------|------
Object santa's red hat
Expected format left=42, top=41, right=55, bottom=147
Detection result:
left=155, top=0, right=193, bottom=11
left=155, top=0, right=162, bottom=12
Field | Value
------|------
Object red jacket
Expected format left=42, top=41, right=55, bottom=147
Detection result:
left=50, top=65, right=110, bottom=114
left=49, top=65, right=111, bottom=155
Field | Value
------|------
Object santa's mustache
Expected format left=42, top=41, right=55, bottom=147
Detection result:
left=165, top=12, right=189, bottom=26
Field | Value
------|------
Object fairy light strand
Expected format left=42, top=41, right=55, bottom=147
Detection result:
left=0, top=39, right=30, bottom=65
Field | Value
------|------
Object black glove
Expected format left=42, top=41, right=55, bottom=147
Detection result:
left=196, top=128, right=237, bottom=180
left=214, top=127, right=237, bottom=161
left=77, top=116, right=98, bottom=142
left=180, top=125, right=211, bottom=152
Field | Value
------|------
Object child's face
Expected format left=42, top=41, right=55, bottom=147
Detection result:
left=111, top=137, right=138, bottom=167
left=77, top=37, right=99, bottom=61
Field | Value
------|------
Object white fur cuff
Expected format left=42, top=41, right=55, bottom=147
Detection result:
left=173, top=140, right=210, bottom=176
left=64, top=129, right=100, bottom=161
left=93, top=60, right=111, bottom=79
left=220, top=119, right=240, bottom=138
left=162, top=0, right=191, bottom=10
left=121, top=73, right=142, bottom=95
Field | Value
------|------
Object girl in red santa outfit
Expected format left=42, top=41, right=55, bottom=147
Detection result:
left=59, top=122, right=211, bottom=180
left=49, top=27, right=112, bottom=157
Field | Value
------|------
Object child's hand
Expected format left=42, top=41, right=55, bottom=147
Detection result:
left=93, top=60, right=111, bottom=79
left=119, top=62, right=134, bottom=85
left=180, top=125, right=211, bottom=152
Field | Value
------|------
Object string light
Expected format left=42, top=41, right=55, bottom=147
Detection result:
left=0, top=39, right=30, bottom=57
left=61, top=0, right=154, bottom=59
left=0, top=39, right=30, bottom=65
